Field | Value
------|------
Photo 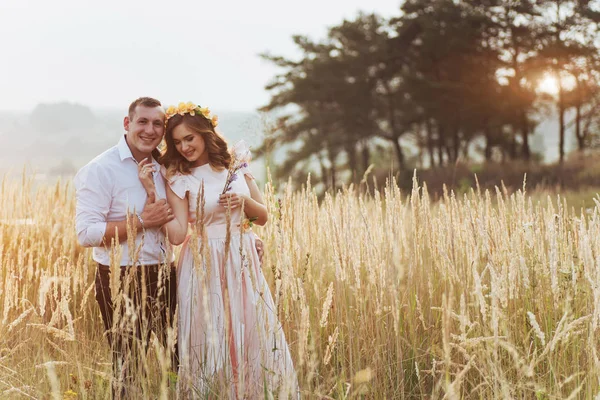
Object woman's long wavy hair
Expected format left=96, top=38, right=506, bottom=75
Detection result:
left=159, top=113, right=231, bottom=177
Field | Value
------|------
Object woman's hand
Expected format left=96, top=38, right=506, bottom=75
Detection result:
left=138, top=158, right=157, bottom=197
left=218, top=192, right=248, bottom=209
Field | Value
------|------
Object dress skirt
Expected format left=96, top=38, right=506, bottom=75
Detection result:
left=176, top=223, right=298, bottom=398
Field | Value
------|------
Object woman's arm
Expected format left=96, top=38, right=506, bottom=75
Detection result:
left=218, top=175, right=268, bottom=226
left=161, top=184, right=190, bottom=245
left=137, top=158, right=158, bottom=203
left=138, top=160, right=189, bottom=244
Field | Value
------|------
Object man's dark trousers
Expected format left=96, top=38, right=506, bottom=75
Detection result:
left=95, top=262, right=179, bottom=396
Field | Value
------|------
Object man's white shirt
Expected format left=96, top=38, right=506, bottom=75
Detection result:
left=75, top=135, right=173, bottom=266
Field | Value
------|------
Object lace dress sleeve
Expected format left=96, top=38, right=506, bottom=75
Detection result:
left=161, top=166, right=189, bottom=199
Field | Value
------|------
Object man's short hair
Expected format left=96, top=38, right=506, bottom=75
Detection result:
left=128, top=97, right=162, bottom=119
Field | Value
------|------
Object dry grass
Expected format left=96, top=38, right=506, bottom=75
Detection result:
left=1, top=173, right=600, bottom=398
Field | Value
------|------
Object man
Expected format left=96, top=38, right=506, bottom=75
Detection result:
left=75, top=97, right=177, bottom=397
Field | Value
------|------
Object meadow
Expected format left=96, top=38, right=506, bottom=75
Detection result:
left=1, top=173, right=600, bottom=398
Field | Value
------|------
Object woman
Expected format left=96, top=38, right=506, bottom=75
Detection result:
left=137, top=102, right=298, bottom=398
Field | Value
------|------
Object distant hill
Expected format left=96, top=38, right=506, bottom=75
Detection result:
left=0, top=103, right=267, bottom=182
left=30, top=102, right=96, bottom=133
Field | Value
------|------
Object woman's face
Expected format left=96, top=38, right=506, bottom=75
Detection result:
left=172, top=124, right=208, bottom=167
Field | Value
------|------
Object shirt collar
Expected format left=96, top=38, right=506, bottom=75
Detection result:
left=117, top=135, right=135, bottom=162
left=117, top=135, right=159, bottom=165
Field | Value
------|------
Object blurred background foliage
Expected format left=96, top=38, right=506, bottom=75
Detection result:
left=258, top=0, right=600, bottom=195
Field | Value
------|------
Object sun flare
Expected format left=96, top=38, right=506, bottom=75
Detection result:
left=538, top=74, right=560, bottom=95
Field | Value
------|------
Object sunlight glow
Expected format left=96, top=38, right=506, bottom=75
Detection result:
left=538, top=74, right=560, bottom=95
left=537, top=73, right=577, bottom=96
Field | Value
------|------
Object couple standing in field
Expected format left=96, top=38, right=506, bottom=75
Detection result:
left=75, top=97, right=298, bottom=398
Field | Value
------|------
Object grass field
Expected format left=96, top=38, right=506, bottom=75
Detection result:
left=1, top=174, right=600, bottom=398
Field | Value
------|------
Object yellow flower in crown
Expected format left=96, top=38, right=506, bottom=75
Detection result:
left=165, top=101, right=219, bottom=127
left=198, top=107, right=211, bottom=118
left=185, top=101, right=197, bottom=115
left=179, top=102, right=190, bottom=115
left=165, top=105, right=177, bottom=118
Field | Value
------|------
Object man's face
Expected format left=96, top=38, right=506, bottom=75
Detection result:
left=123, top=105, right=165, bottom=160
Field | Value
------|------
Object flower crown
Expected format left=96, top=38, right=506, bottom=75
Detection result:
left=165, top=102, right=218, bottom=127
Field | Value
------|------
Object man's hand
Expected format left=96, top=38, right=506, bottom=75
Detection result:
left=255, top=237, right=264, bottom=264
left=140, top=198, right=174, bottom=228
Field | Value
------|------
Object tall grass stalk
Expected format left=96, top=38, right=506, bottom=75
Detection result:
left=1, top=173, right=599, bottom=398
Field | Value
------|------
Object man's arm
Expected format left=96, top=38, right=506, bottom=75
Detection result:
left=75, top=163, right=111, bottom=247
left=103, top=198, right=174, bottom=244
left=75, top=163, right=174, bottom=247
left=103, top=219, right=139, bottom=245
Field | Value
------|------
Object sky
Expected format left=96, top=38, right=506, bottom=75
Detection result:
left=0, top=0, right=401, bottom=113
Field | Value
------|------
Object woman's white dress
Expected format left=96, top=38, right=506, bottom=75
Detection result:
left=165, top=155, right=298, bottom=398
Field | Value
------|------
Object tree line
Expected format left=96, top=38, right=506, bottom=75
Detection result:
left=259, top=0, right=600, bottom=190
